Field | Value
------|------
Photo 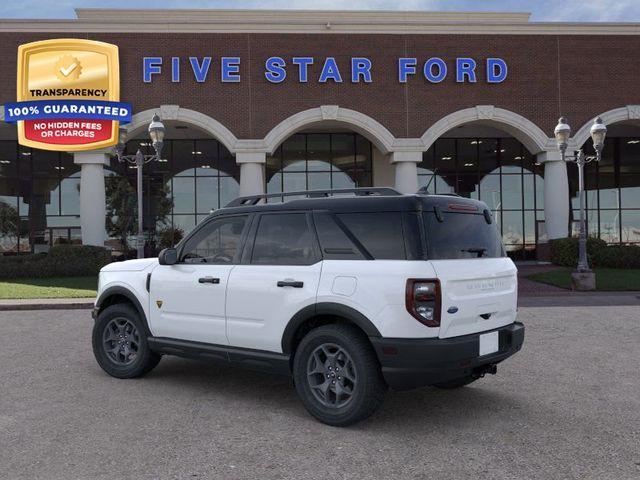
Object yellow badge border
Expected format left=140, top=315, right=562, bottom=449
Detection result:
left=16, top=38, right=121, bottom=152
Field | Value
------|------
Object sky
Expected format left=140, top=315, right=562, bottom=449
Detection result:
left=1, top=0, right=639, bottom=22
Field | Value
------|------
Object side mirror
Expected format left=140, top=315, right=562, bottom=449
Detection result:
left=158, top=248, right=177, bottom=265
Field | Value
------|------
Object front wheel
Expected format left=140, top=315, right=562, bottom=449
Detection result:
left=293, top=324, right=387, bottom=427
left=92, top=303, right=161, bottom=378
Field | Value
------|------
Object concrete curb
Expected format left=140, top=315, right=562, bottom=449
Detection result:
left=0, top=299, right=94, bottom=311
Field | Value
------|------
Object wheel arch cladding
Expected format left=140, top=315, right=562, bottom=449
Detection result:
left=95, top=286, right=152, bottom=337
left=281, top=302, right=381, bottom=355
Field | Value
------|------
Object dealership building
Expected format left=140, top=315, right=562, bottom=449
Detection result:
left=0, top=9, right=639, bottom=257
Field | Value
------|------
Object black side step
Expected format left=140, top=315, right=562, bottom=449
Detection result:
left=147, top=337, right=291, bottom=376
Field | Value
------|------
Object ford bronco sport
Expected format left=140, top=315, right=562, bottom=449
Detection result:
left=92, top=188, right=524, bottom=426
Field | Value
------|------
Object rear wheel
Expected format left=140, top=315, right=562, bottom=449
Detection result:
left=433, top=375, right=478, bottom=389
left=293, top=324, right=387, bottom=426
left=92, top=303, right=161, bottom=378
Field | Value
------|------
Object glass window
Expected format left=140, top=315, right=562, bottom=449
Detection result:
left=478, top=139, right=499, bottom=175
left=265, top=133, right=373, bottom=195
left=194, top=139, right=219, bottom=175
left=307, top=134, right=331, bottom=171
left=500, top=138, right=523, bottom=173
left=172, top=214, right=196, bottom=234
left=313, top=212, right=365, bottom=260
left=456, top=175, right=479, bottom=199
left=434, top=139, right=456, bottom=175
left=60, top=177, right=80, bottom=215
left=599, top=210, right=620, bottom=243
left=479, top=175, right=501, bottom=211
left=331, top=134, right=354, bottom=172
left=173, top=140, right=195, bottom=176
left=0, top=141, right=18, bottom=177
left=620, top=138, right=640, bottom=174
left=501, top=175, right=523, bottom=210
left=502, top=210, right=524, bottom=247
left=31, top=150, right=58, bottom=177
left=196, top=177, right=218, bottom=213
left=172, top=177, right=195, bottom=214
left=621, top=174, right=640, bottom=209
left=456, top=138, right=478, bottom=173
left=621, top=210, right=640, bottom=243
left=282, top=135, right=306, bottom=172
left=337, top=212, right=406, bottom=260
left=181, top=215, right=247, bottom=264
left=219, top=176, right=239, bottom=208
left=423, top=211, right=504, bottom=259
left=251, top=213, right=318, bottom=265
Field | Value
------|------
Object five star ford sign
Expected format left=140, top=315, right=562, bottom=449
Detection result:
left=4, top=39, right=132, bottom=152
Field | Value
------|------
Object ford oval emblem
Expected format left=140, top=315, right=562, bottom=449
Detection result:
left=447, top=306, right=458, bottom=314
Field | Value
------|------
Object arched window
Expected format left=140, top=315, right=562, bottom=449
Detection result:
left=266, top=133, right=373, bottom=197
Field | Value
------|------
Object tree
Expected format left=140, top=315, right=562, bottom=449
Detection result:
left=105, top=176, right=172, bottom=253
left=0, top=201, right=20, bottom=251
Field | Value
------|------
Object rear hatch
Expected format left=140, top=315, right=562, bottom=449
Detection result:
left=422, top=202, right=518, bottom=339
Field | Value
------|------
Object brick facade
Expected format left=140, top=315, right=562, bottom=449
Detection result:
left=0, top=32, right=638, bottom=140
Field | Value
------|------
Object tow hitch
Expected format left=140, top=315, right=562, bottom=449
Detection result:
left=472, top=364, right=497, bottom=379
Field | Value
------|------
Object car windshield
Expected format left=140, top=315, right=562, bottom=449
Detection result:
left=423, top=211, right=505, bottom=260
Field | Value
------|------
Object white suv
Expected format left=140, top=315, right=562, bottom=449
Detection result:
left=92, top=188, right=524, bottom=426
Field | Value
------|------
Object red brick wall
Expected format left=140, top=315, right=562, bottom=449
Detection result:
left=1, top=32, right=638, bottom=141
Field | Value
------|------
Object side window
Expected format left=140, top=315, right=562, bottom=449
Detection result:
left=337, top=212, right=406, bottom=260
left=251, top=213, right=319, bottom=265
left=181, top=215, right=248, bottom=264
left=313, top=212, right=366, bottom=260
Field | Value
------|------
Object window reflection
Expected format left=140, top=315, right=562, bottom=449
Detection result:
left=266, top=133, right=373, bottom=196
left=569, top=137, right=640, bottom=244
left=420, top=137, right=544, bottom=257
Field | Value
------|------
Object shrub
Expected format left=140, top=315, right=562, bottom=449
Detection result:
left=156, top=226, right=184, bottom=250
left=0, top=245, right=112, bottom=279
left=550, top=237, right=640, bottom=268
left=593, top=244, right=640, bottom=268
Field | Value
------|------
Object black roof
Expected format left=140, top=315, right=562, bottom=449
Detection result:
left=213, top=192, right=489, bottom=216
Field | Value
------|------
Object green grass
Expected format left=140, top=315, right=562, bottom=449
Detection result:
left=0, top=276, right=98, bottom=299
left=528, top=268, right=640, bottom=291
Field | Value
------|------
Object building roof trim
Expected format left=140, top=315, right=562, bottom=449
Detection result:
left=0, top=9, right=639, bottom=34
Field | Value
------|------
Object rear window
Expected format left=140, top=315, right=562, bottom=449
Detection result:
left=423, top=211, right=505, bottom=260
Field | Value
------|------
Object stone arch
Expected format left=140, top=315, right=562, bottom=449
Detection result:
left=127, top=105, right=239, bottom=154
left=420, top=105, right=553, bottom=154
left=572, top=105, right=640, bottom=148
left=262, top=105, right=396, bottom=155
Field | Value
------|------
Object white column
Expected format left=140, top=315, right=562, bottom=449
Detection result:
left=74, top=151, right=110, bottom=246
left=237, top=152, right=266, bottom=196
left=538, top=151, right=569, bottom=240
left=391, top=151, right=421, bottom=194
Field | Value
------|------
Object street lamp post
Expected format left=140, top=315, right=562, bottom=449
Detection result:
left=113, top=114, right=166, bottom=259
left=553, top=116, right=607, bottom=289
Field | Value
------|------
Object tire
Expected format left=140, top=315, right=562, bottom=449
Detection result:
left=433, top=375, right=478, bottom=389
left=293, top=324, right=387, bottom=427
left=92, top=303, right=161, bottom=379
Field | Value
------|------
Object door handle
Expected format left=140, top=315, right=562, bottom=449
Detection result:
left=198, top=277, right=220, bottom=284
left=277, top=280, right=304, bottom=288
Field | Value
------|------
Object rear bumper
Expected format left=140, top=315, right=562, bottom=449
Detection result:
left=371, top=322, right=525, bottom=391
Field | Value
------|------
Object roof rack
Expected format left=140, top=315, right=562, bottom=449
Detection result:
left=225, top=187, right=401, bottom=207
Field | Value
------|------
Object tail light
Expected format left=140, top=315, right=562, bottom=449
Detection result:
left=405, top=279, right=441, bottom=327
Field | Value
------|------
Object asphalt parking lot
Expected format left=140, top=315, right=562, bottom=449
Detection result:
left=1, top=306, right=639, bottom=480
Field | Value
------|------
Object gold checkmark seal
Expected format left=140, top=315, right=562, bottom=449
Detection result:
left=54, top=54, right=82, bottom=82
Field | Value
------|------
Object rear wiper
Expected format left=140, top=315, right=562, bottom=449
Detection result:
left=461, top=247, right=487, bottom=258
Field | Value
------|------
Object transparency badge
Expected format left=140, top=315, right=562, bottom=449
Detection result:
left=4, top=39, right=132, bottom=151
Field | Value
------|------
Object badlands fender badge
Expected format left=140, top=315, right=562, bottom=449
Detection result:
left=156, top=300, right=163, bottom=309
